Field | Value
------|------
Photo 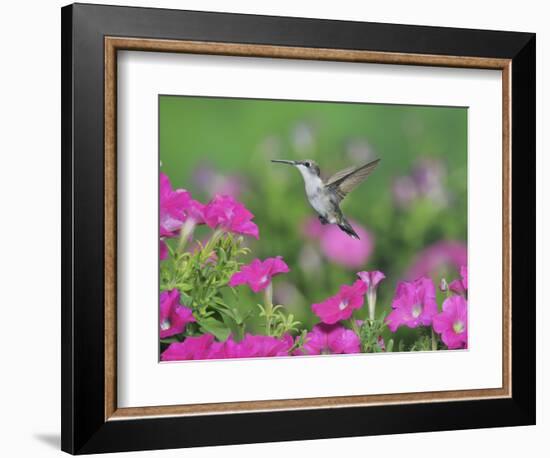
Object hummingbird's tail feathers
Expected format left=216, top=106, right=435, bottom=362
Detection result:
left=338, top=219, right=360, bottom=239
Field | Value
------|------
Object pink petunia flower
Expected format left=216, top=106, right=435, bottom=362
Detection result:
left=160, top=239, right=168, bottom=260
left=223, top=333, right=294, bottom=358
left=432, top=295, right=468, bottom=349
left=160, top=173, right=191, bottom=237
left=357, top=270, right=386, bottom=320
left=161, top=334, right=214, bottom=361
left=449, top=265, right=468, bottom=295
left=159, top=289, right=195, bottom=339
left=161, top=333, right=294, bottom=361
left=385, top=277, right=438, bottom=332
left=406, top=241, right=467, bottom=281
left=312, top=280, right=367, bottom=324
left=160, top=173, right=206, bottom=239
left=357, top=270, right=386, bottom=290
left=229, top=257, right=289, bottom=293
left=203, top=194, right=259, bottom=239
left=303, top=217, right=373, bottom=269
left=297, top=323, right=360, bottom=355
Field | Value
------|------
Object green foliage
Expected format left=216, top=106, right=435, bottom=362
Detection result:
left=359, top=318, right=387, bottom=353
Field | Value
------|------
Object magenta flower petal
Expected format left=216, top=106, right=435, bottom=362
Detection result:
left=385, top=276, right=438, bottom=332
left=159, top=289, right=195, bottom=338
left=433, top=295, right=468, bottom=349
left=312, top=280, right=366, bottom=324
left=327, top=326, right=361, bottom=354
left=203, top=194, right=259, bottom=239
left=357, top=270, right=386, bottom=289
left=229, top=257, right=289, bottom=293
left=160, top=173, right=191, bottom=237
left=449, top=265, right=468, bottom=295
left=161, top=334, right=214, bottom=361
left=160, top=239, right=168, bottom=260
left=222, top=334, right=293, bottom=359
left=460, top=265, right=468, bottom=290
left=300, top=323, right=360, bottom=355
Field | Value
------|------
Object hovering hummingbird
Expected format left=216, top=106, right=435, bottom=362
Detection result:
left=271, top=158, right=381, bottom=239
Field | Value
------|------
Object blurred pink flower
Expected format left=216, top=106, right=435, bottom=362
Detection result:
left=203, top=194, right=259, bottom=239
left=229, top=256, right=289, bottom=293
left=160, top=172, right=190, bottom=237
left=406, top=241, right=467, bottom=281
left=160, top=239, right=168, bottom=260
left=297, top=323, right=360, bottom=355
left=392, top=157, right=449, bottom=208
left=449, top=265, right=468, bottom=295
left=302, top=217, right=325, bottom=239
left=303, top=217, right=373, bottom=269
left=159, top=289, right=195, bottom=339
left=392, top=175, right=418, bottom=208
left=161, top=334, right=214, bottom=361
left=385, top=277, right=438, bottom=332
left=433, top=295, right=468, bottom=349
left=412, top=158, right=447, bottom=204
left=194, top=164, right=244, bottom=198
left=312, top=280, right=367, bottom=324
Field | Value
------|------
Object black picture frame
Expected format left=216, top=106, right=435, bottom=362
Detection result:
left=61, top=3, right=535, bottom=454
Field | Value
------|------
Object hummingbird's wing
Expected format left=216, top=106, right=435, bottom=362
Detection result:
left=326, top=159, right=380, bottom=201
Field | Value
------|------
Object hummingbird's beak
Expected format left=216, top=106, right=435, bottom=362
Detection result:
left=271, top=159, right=297, bottom=165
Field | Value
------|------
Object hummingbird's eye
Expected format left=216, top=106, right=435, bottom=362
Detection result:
left=304, top=162, right=311, bottom=168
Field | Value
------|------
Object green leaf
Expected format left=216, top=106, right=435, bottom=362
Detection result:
left=160, top=336, right=181, bottom=344
left=221, top=314, right=243, bottom=340
left=197, top=317, right=231, bottom=341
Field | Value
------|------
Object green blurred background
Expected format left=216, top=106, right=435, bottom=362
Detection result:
left=160, top=95, right=467, bottom=347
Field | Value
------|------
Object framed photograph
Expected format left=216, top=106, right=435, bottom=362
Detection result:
left=61, top=3, right=536, bottom=454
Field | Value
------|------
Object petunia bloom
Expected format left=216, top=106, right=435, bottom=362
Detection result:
left=297, top=323, right=360, bottom=355
left=160, top=172, right=206, bottom=240
left=385, top=276, right=438, bottom=332
left=160, top=239, right=169, bottom=261
left=432, top=295, right=468, bottom=349
left=161, top=333, right=294, bottom=361
left=161, top=334, right=214, bottom=361
left=303, top=217, right=373, bottom=269
left=203, top=194, right=259, bottom=239
left=449, top=265, right=468, bottom=295
left=160, top=173, right=191, bottom=237
left=159, top=289, right=195, bottom=338
left=312, top=280, right=367, bottom=324
left=223, top=333, right=294, bottom=358
left=357, top=270, right=386, bottom=290
left=229, top=257, right=289, bottom=293
left=357, top=270, right=386, bottom=321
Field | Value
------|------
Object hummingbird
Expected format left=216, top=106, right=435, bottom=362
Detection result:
left=271, top=158, right=381, bottom=239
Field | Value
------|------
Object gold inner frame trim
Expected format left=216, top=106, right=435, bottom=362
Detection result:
left=104, top=36, right=512, bottom=421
